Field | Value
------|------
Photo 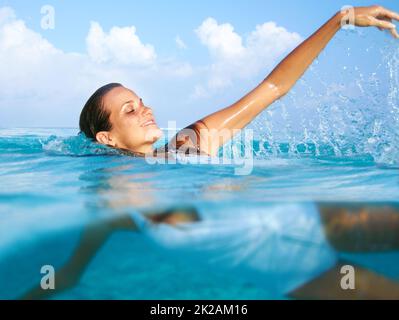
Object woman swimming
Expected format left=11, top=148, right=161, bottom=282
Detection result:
left=79, top=5, right=399, bottom=157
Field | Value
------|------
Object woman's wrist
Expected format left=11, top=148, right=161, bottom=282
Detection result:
left=333, top=9, right=347, bottom=30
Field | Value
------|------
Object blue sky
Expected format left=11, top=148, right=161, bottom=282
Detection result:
left=3, top=0, right=398, bottom=52
left=0, top=0, right=398, bottom=128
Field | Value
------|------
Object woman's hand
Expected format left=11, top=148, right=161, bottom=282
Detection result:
left=348, top=5, right=399, bottom=38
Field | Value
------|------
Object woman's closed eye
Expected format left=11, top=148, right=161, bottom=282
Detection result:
left=121, top=98, right=145, bottom=116
left=130, top=99, right=145, bottom=113
left=125, top=104, right=137, bottom=114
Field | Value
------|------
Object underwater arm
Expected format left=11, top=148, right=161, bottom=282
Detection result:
left=318, top=204, right=399, bottom=252
left=21, top=215, right=137, bottom=300
left=181, top=5, right=399, bottom=156
left=20, top=207, right=199, bottom=300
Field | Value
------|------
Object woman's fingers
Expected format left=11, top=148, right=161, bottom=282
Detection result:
left=368, top=16, right=398, bottom=38
left=377, top=17, right=393, bottom=31
left=390, top=27, right=399, bottom=39
left=371, top=16, right=396, bottom=29
left=379, top=7, right=399, bottom=22
left=353, top=6, right=399, bottom=38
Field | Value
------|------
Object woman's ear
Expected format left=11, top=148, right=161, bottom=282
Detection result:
left=96, top=131, right=115, bottom=147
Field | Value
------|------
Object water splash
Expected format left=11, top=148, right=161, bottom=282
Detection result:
left=40, top=134, right=120, bottom=156
left=251, top=36, right=399, bottom=165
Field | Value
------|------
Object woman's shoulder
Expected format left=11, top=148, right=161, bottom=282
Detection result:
left=154, top=143, right=208, bottom=157
left=159, top=120, right=210, bottom=157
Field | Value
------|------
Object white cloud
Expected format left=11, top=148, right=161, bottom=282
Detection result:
left=196, top=18, right=245, bottom=61
left=0, top=6, right=15, bottom=24
left=0, top=9, right=60, bottom=61
left=0, top=7, right=303, bottom=128
left=194, top=17, right=302, bottom=93
left=247, top=22, right=302, bottom=62
left=175, top=35, right=187, bottom=50
left=0, top=7, right=194, bottom=127
left=86, top=21, right=156, bottom=66
left=0, top=7, right=71, bottom=100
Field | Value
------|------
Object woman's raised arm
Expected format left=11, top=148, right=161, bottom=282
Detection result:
left=178, top=5, right=399, bottom=156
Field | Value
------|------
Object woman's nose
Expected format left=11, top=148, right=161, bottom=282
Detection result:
left=142, top=106, right=153, bottom=116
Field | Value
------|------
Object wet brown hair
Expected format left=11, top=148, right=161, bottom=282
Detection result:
left=79, top=83, right=123, bottom=139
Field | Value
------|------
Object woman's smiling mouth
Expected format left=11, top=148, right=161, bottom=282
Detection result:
left=141, top=119, right=157, bottom=127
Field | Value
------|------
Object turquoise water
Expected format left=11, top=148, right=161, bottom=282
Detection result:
left=1, top=127, right=399, bottom=299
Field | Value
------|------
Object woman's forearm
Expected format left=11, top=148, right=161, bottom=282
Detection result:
left=201, top=12, right=343, bottom=132
left=265, top=11, right=343, bottom=95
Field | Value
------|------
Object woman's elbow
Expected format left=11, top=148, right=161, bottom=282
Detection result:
left=261, top=81, right=289, bottom=101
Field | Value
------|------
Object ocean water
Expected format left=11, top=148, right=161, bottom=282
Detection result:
left=1, top=126, right=399, bottom=300
left=1, top=35, right=399, bottom=300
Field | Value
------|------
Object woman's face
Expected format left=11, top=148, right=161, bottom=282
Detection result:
left=97, top=86, right=163, bottom=153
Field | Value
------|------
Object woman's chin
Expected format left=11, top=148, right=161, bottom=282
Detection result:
left=145, top=127, right=163, bottom=143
